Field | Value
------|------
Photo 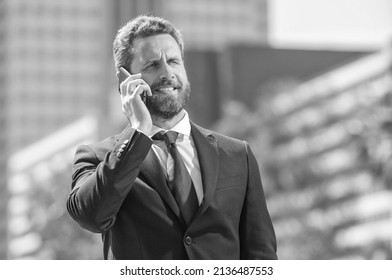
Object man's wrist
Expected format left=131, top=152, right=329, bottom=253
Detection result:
left=131, top=123, right=152, bottom=136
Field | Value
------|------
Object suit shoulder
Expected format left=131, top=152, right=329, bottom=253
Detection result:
left=193, top=124, right=246, bottom=151
left=212, top=130, right=244, bottom=145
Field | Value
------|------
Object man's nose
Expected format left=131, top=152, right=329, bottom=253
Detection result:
left=159, top=62, right=174, bottom=80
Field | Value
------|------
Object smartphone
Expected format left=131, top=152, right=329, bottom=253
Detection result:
left=118, top=67, right=147, bottom=103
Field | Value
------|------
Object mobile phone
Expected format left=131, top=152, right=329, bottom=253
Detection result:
left=118, top=67, right=147, bottom=103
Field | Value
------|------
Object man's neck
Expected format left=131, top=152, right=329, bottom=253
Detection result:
left=152, top=110, right=186, bottom=130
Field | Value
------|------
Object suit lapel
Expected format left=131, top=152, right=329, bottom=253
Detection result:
left=139, top=148, right=183, bottom=221
left=190, top=122, right=219, bottom=219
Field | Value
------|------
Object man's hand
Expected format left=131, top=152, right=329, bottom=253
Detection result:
left=119, top=68, right=153, bottom=134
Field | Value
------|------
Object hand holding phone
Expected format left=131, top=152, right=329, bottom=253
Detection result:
left=118, top=67, right=153, bottom=134
left=119, top=67, right=147, bottom=103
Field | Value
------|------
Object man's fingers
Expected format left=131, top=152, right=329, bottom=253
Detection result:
left=134, top=83, right=152, bottom=97
left=132, top=84, right=151, bottom=100
left=119, top=67, right=141, bottom=83
left=123, top=72, right=142, bottom=84
left=122, top=77, right=148, bottom=96
left=121, top=84, right=150, bottom=116
left=119, top=72, right=142, bottom=95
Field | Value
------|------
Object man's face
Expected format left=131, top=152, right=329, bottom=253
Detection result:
left=130, top=34, right=190, bottom=120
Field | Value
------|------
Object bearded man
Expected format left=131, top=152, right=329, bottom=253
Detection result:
left=67, top=15, right=277, bottom=260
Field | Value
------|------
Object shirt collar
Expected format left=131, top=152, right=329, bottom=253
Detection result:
left=148, top=110, right=191, bottom=138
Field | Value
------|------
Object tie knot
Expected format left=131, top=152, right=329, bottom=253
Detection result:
left=165, top=131, right=178, bottom=144
left=153, top=131, right=178, bottom=145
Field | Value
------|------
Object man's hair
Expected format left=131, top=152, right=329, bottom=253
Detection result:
left=113, top=15, right=184, bottom=72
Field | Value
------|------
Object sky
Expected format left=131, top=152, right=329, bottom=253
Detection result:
left=269, top=0, right=392, bottom=50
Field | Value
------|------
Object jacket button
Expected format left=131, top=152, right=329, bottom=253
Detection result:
left=185, top=236, right=192, bottom=245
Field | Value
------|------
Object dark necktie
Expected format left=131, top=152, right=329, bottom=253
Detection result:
left=153, top=131, right=199, bottom=224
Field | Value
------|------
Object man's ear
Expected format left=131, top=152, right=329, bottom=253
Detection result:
left=116, top=71, right=120, bottom=80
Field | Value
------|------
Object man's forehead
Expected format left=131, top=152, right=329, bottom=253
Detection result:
left=133, top=34, right=181, bottom=61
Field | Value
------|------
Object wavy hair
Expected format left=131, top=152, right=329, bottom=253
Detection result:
left=113, top=15, right=184, bottom=72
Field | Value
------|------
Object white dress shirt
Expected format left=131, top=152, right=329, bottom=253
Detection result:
left=147, top=111, right=203, bottom=205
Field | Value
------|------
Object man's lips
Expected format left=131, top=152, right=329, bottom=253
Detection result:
left=153, top=85, right=179, bottom=93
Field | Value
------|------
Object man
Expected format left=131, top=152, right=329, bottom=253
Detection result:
left=67, top=15, right=277, bottom=260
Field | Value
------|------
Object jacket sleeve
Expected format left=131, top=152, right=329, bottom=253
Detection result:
left=239, top=142, right=278, bottom=260
left=66, top=127, right=152, bottom=233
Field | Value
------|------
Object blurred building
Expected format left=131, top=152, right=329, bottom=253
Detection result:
left=0, top=0, right=8, bottom=258
left=160, top=0, right=268, bottom=50
left=260, top=48, right=392, bottom=259
left=3, top=0, right=109, bottom=152
left=113, top=0, right=268, bottom=50
left=1, top=0, right=110, bottom=259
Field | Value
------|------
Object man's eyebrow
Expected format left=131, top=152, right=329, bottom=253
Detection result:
left=141, top=59, right=157, bottom=67
left=168, top=55, right=181, bottom=61
left=141, top=52, right=181, bottom=67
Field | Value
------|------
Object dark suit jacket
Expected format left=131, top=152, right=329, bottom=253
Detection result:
left=67, top=122, right=277, bottom=259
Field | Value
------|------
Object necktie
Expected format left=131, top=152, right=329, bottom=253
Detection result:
left=153, top=131, right=199, bottom=224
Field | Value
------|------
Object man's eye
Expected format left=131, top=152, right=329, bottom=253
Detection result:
left=169, top=60, right=180, bottom=65
left=145, top=63, right=158, bottom=70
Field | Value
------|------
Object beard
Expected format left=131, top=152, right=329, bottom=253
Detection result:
left=146, top=80, right=191, bottom=120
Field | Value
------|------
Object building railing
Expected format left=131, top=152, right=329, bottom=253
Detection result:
left=7, top=116, right=99, bottom=259
left=260, top=45, right=392, bottom=259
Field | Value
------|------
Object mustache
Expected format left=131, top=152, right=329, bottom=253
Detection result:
left=150, top=80, right=181, bottom=91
